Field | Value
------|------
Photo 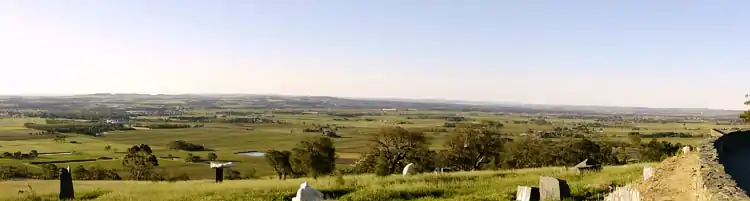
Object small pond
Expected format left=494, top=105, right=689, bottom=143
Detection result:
left=234, top=151, right=266, bottom=157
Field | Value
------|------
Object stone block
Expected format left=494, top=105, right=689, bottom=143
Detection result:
left=604, top=185, right=640, bottom=201
left=643, top=167, right=654, bottom=180
left=682, top=146, right=692, bottom=154
left=539, top=176, right=570, bottom=201
left=516, top=186, right=540, bottom=201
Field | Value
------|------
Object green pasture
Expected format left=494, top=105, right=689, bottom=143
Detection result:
left=0, top=112, right=744, bottom=179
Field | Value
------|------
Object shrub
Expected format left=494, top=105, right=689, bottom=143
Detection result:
left=168, top=140, right=207, bottom=151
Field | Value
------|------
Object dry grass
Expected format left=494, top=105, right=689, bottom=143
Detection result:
left=2, top=163, right=654, bottom=201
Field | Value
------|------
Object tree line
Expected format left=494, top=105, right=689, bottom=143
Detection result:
left=264, top=124, right=683, bottom=179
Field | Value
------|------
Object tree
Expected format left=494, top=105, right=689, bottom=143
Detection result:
left=207, top=152, right=218, bottom=161
left=39, top=164, right=59, bottom=179
left=443, top=127, right=508, bottom=171
left=167, top=140, right=206, bottom=151
left=122, top=144, right=159, bottom=180
left=290, top=137, right=337, bottom=179
left=367, top=127, right=428, bottom=176
left=265, top=150, right=293, bottom=180
left=53, top=135, right=67, bottom=143
left=627, top=132, right=642, bottom=145
left=742, top=98, right=750, bottom=123
left=29, top=150, right=39, bottom=159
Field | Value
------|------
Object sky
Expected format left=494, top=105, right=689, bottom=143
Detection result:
left=1, top=1, right=748, bottom=109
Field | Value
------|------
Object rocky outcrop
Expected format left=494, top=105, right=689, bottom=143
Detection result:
left=697, top=129, right=750, bottom=201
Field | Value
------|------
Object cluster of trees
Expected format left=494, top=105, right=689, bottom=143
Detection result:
left=167, top=140, right=207, bottom=151
left=0, top=150, right=39, bottom=159
left=638, top=132, right=694, bottom=138
left=71, top=165, right=122, bottom=180
left=22, top=109, right=130, bottom=121
left=23, top=123, right=131, bottom=136
left=216, top=117, right=285, bottom=124
left=183, top=152, right=218, bottom=162
left=538, top=127, right=587, bottom=138
left=263, top=124, right=686, bottom=179
left=301, top=125, right=341, bottom=138
left=136, top=123, right=194, bottom=129
left=0, top=166, right=34, bottom=179
left=265, top=137, right=337, bottom=180
left=169, top=116, right=214, bottom=122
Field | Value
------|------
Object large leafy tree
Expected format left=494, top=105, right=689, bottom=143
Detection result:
left=265, top=149, right=293, bottom=180
left=290, top=137, right=337, bottom=179
left=122, top=144, right=159, bottom=180
left=367, top=127, right=429, bottom=176
left=443, top=126, right=508, bottom=171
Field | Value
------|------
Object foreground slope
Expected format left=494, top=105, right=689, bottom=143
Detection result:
left=635, top=153, right=700, bottom=201
left=2, top=164, right=653, bottom=201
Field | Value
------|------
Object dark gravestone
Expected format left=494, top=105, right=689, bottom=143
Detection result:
left=539, top=176, right=571, bottom=201
left=215, top=167, right=224, bottom=183
left=59, top=168, right=74, bottom=200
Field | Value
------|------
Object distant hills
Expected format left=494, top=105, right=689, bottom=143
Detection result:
left=0, top=93, right=742, bottom=118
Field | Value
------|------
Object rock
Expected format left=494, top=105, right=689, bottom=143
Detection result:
left=292, top=182, right=324, bottom=201
left=402, top=163, right=415, bottom=176
left=59, top=168, right=74, bottom=200
left=516, top=186, right=540, bottom=201
left=643, top=167, right=654, bottom=180
left=539, top=176, right=571, bottom=201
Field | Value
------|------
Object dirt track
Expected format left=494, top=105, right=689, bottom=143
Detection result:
left=635, top=154, right=699, bottom=201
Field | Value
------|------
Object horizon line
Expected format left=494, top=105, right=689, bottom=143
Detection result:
left=0, top=92, right=744, bottom=111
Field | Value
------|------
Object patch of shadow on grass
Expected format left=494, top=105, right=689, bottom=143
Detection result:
left=339, top=189, right=447, bottom=201
left=277, top=188, right=356, bottom=200
left=79, top=189, right=112, bottom=200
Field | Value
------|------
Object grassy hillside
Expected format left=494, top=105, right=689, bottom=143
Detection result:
left=2, top=163, right=653, bottom=201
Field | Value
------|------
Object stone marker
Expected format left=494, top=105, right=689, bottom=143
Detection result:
left=215, top=167, right=224, bottom=183
left=516, top=186, right=540, bottom=201
left=59, top=168, right=74, bottom=200
left=682, top=146, right=692, bottom=154
left=643, top=167, right=654, bottom=180
left=292, top=181, right=324, bottom=201
left=604, top=185, right=641, bottom=201
left=539, top=176, right=571, bottom=201
left=210, top=161, right=234, bottom=183
left=402, top=163, right=415, bottom=176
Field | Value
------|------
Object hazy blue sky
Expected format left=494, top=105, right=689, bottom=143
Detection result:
left=1, top=1, right=748, bottom=109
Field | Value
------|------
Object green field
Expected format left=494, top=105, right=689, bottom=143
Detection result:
left=0, top=112, right=745, bottom=179
left=1, top=162, right=654, bottom=201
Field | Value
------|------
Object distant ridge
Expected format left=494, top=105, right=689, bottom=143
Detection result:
left=1, top=93, right=742, bottom=117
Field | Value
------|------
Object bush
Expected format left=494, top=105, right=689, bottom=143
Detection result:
left=167, top=173, right=190, bottom=182
left=146, top=124, right=192, bottom=129
left=0, top=165, right=34, bottom=180
left=72, top=166, right=122, bottom=180
left=168, top=140, right=207, bottom=151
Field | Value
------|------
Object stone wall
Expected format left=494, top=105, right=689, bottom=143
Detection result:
left=696, top=129, right=750, bottom=201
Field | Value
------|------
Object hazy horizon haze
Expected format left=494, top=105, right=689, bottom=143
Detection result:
left=1, top=1, right=749, bottom=110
